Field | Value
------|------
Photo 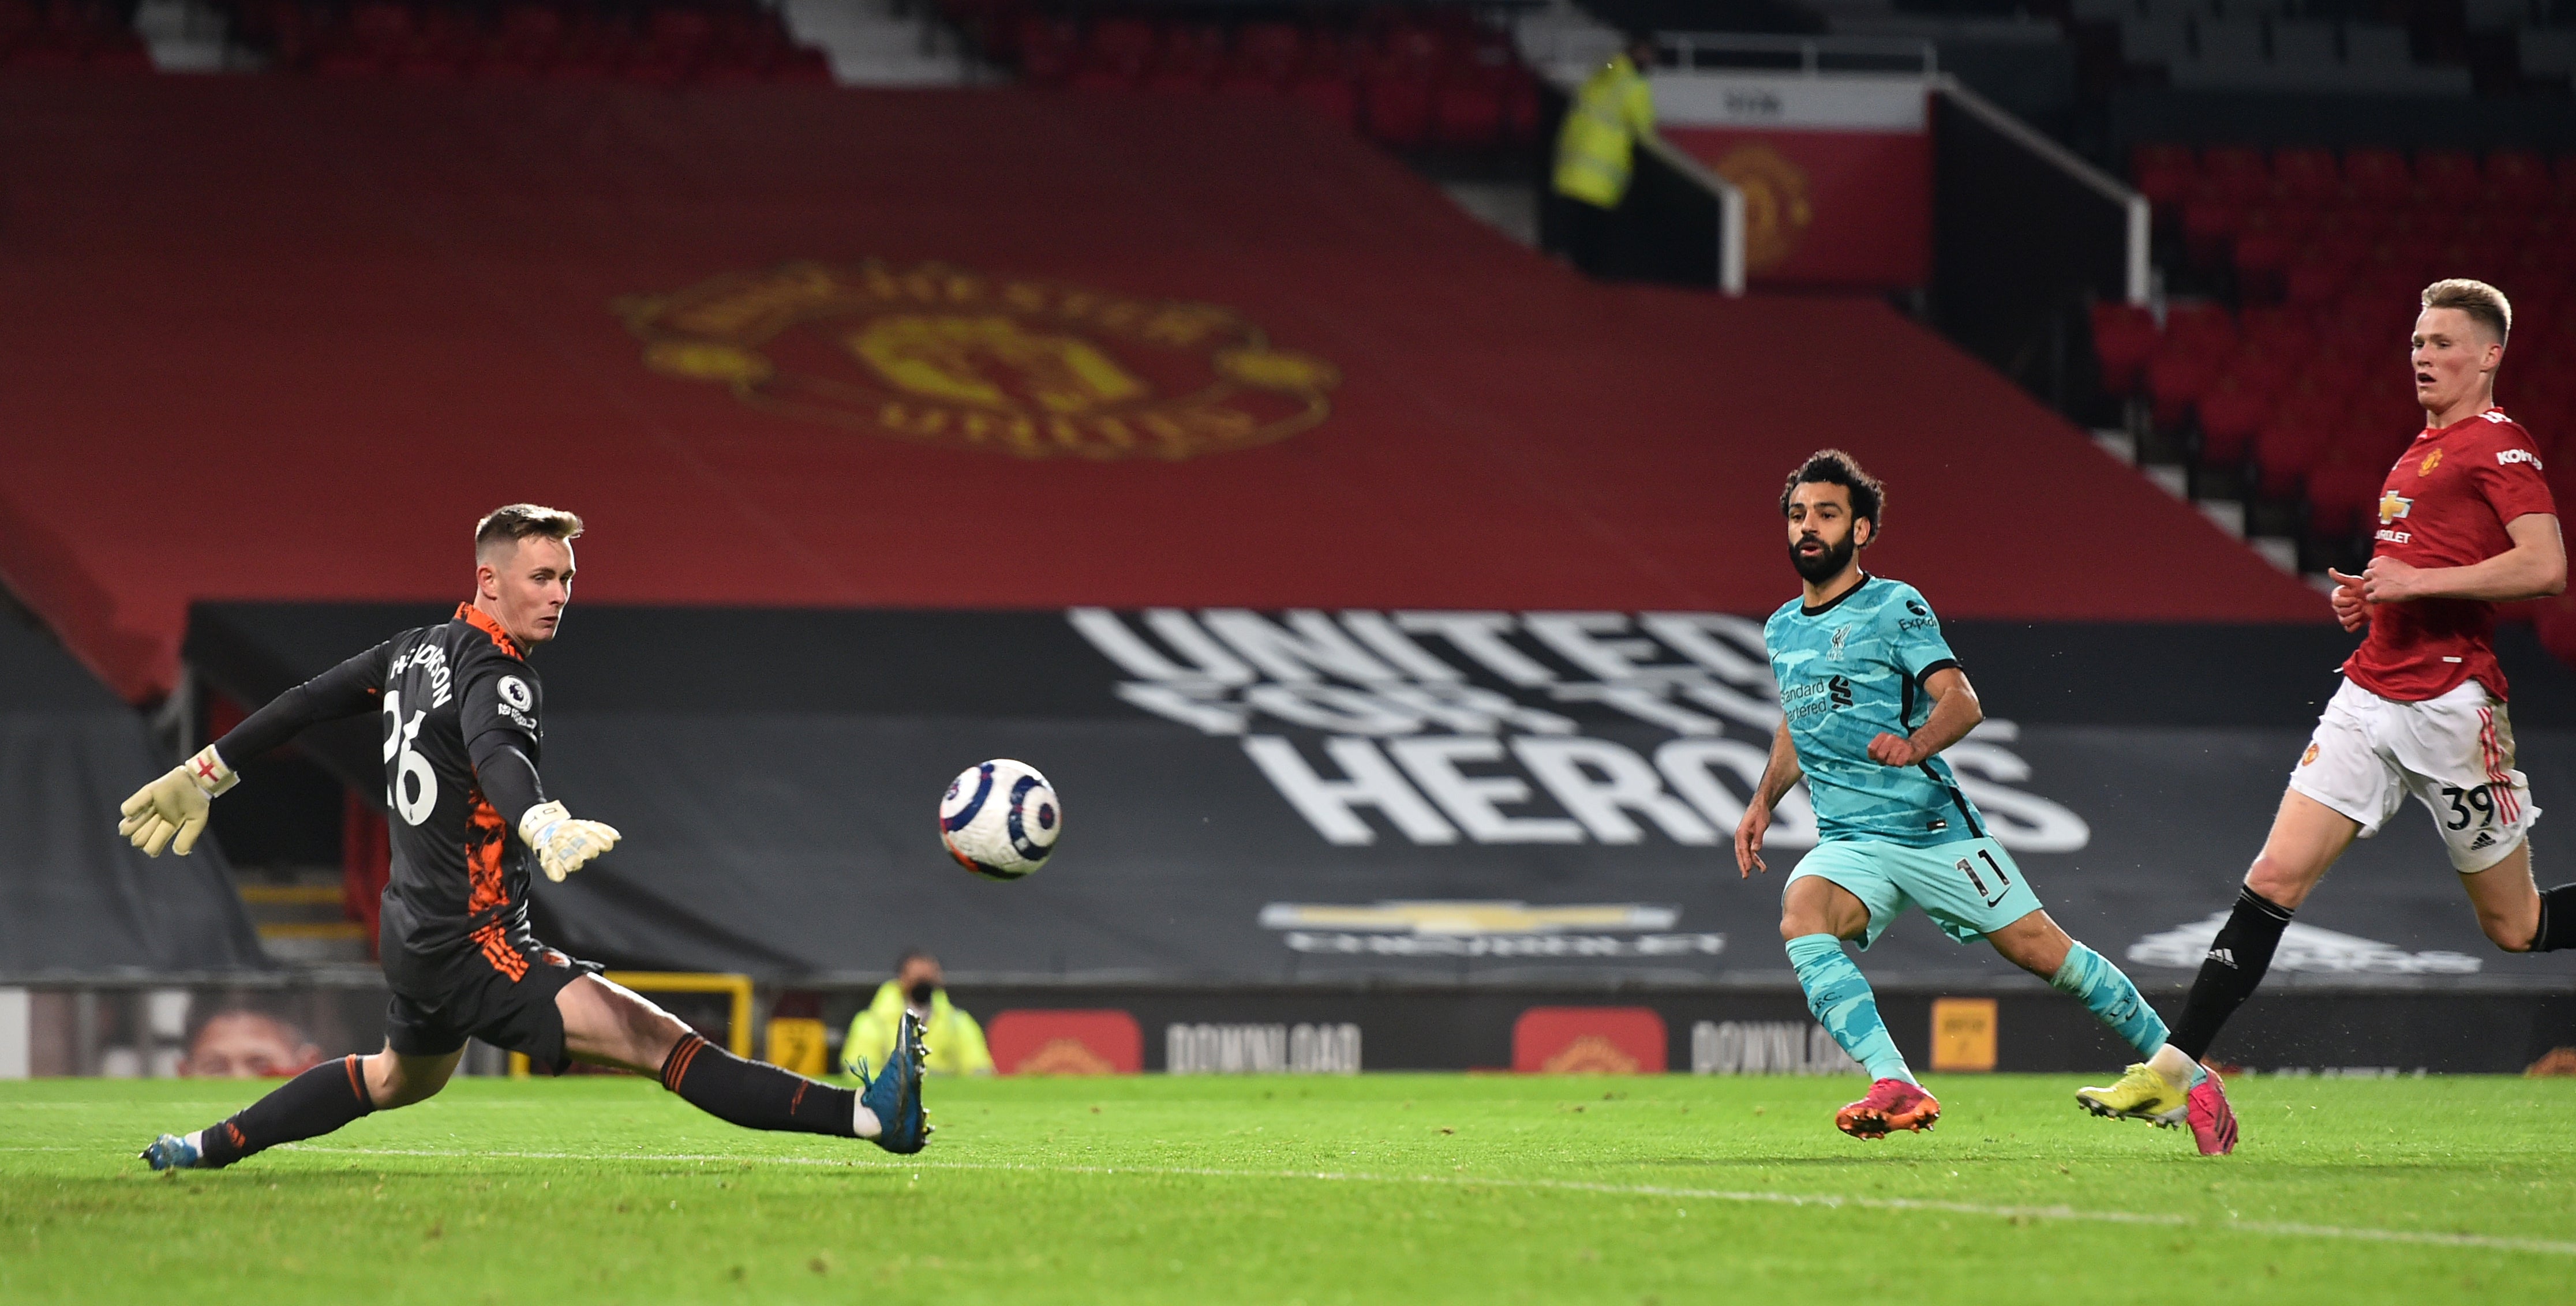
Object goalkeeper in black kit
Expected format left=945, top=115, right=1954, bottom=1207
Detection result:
left=124, top=505, right=927, bottom=1169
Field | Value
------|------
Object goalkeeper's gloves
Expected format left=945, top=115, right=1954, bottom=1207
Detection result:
left=518, top=800, right=620, bottom=882
left=118, top=746, right=237, bottom=858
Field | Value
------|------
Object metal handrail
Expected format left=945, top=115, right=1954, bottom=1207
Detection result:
left=1654, top=31, right=1939, bottom=76
left=1638, top=134, right=1748, bottom=296
left=1931, top=74, right=2150, bottom=305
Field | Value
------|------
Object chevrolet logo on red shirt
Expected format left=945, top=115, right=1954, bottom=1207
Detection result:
left=2379, top=491, right=2414, bottom=526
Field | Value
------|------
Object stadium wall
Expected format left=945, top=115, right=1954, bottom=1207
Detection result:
left=7, top=974, right=2564, bottom=1077
left=180, top=603, right=2576, bottom=1003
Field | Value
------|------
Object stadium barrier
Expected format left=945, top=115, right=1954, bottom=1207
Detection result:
left=1533, top=80, right=1746, bottom=293
left=1929, top=77, right=2149, bottom=410
left=5, top=976, right=2564, bottom=1077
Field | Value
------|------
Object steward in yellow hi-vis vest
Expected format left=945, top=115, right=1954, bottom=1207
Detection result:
left=1553, top=45, right=1658, bottom=209
left=843, top=958, right=994, bottom=1078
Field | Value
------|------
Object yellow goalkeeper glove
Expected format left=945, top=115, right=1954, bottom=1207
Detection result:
left=518, top=800, right=620, bottom=882
left=118, top=746, right=237, bottom=858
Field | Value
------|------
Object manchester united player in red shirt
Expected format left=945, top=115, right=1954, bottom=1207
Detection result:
left=2081, top=279, right=2573, bottom=1154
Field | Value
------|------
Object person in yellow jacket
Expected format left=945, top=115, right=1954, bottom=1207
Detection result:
left=843, top=950, right=993, bottom=1078
left=1551, top=33, right=1661, bottom=277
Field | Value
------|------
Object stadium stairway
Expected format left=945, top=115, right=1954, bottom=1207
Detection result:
left=779, top=0, right=978, bottom=87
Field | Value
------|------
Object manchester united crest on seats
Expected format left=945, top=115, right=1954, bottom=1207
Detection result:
left=616, top=260, right=1339, bottom=459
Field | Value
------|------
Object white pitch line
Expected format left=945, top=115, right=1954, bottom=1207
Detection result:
left=270, top=1144, right=2576, bottom=1258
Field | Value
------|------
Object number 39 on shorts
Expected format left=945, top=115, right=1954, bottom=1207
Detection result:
left=2440, top=783, right=2499, bottom=831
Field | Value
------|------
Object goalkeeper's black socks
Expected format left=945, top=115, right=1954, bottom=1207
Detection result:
left=2536, top=884, right=2575, bottom=952
left=192, top=1054, right=376, bottom=1168
left=658, top=1033, right=864, bottom=1138
left=2169, top=885, right=2294, bottom=1061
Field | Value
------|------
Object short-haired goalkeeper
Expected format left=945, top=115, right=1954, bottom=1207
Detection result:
left=1736, top=452, right=2228, bottom=1150
left=124, top=505, right=928, bottom=1170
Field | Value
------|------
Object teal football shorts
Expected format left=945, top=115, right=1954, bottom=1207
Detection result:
left=1785, top=836, right=2045, bottom=949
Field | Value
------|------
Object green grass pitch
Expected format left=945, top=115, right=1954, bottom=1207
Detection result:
left=3, top=1073, right=2569, bottom=1303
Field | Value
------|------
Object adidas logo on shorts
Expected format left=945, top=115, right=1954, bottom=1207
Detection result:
left=2470, top=831, right=2496, bottom=850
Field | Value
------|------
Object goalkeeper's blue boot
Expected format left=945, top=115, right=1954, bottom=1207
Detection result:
left=140, top=1133, right=203, bottom=1171
left=859, top=1011, right=930, bottom=1155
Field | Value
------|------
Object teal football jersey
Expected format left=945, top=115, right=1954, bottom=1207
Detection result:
left=1763, top=575, right=1986, bottom=847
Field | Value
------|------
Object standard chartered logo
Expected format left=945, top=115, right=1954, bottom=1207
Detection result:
left=1072, top=608, right=2090, bottom=852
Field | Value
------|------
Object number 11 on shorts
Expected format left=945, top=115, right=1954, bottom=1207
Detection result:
left=1957, top=849, right=2012, bottom=907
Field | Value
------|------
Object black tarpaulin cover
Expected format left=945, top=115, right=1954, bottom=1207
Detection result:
left=186, top=602, right=2576, bottom=989
left=0, top=608, right=269, bottom=974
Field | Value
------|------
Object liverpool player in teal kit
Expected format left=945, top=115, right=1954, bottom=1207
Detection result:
left=1734, top=451, right=2223, bottom=1142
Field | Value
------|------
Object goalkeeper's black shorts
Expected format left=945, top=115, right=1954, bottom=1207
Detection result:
left=382, top=926, right=601, bottom=1075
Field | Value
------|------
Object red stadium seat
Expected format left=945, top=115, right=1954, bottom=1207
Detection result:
left=2239, top=306, right=2316, bottom=361
left=1433, top=62, right=1506, bottom=148
left=499, top=6, right=560, bottom=43
left=1214, top=20, right=1301, bottom=95
left=2231, top=213, right=2302, bottom=302
left=647, top=7, right=714, bottom=50
left=1286, top=65, right=1359, bottom=127
left=1362, top=65, right=1435, bottom=147
left=2196, top=371, right=2278, bottom=467
left=767, top=44, right=831, bottom=84
left=2484, top=149, right=2552, bottom=207
left=2200, top=146, right=2272, bottom=204
left=1014, top=16, right=1076, bottom=84
left=1499, top=64, right=1540, bottom=142
left=2271, top=147, right=2342, bottom=205
left=2343, top=147, right=2414, bottom=205
left=1070, top=17, right=1155, bottom=92
left=2255, top=408, right=2333, bottom=498
left=2304, top=444, right=2387, bottom=538
left=80, top=29, right=152, bottom=72
left=347, top=1, right=411, bottom=46
left=2414, top=149, right=2480, bottom=196
left=2165, top=301, right=2240, bottom=356
left=2131, top=143, right=2197, bottom=220
left=2534, top=596, right=2576, bottom=669
left=2181, top=195, right=2246, bottom=271
left=1143, top=24, right=1223, bottom=93
left=544, top=21, right=626, bottom=81
left=2089, top=302, right=2159, bottom=396
left=2147, top=346, right=2221, bottom=430
left=310, top=33, right=391, bottom=77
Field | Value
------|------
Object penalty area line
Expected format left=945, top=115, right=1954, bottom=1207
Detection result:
left=279, top=1145, right=2576, bottom=1258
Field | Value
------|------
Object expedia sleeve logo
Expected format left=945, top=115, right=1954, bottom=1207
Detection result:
left=617, top=261, right=1338, bottom=460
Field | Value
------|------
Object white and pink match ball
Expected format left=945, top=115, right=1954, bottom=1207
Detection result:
left=939, top=759, right=1061, bottom=881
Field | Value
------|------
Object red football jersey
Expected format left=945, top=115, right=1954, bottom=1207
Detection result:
left=2343, top=408, right=2557, bottom=701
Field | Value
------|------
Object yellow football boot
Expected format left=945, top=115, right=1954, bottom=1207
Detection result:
left=2075, top=1063, right=2188, bottom=1128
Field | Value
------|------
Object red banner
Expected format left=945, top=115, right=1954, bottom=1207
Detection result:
left=1665, top=126, right=1930, bottom=290
left=1512, top=1006, right=1668, bottom=1074
left=988, top=1009, right=1144, bottom=1075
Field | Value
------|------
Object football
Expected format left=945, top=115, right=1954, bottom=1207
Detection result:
left=939, top=758, right=1061, bottom=880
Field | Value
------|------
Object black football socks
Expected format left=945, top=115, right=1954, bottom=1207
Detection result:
left=658, top=1033, right=863, bottom=1137
left=2169, top=885, right=2295, bottom=1061
left=191, top=1054, right=376, bottom=1168
left=2536, top=884, right=2575, bottom=952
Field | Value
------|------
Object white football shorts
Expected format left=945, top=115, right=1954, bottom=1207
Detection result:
left=2288, top=677, right=2540, bottom=872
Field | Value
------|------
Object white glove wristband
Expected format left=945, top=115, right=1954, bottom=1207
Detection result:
left=518, top=800, right=570, bottom=849
left=184, top=745, right=238, bottom=798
